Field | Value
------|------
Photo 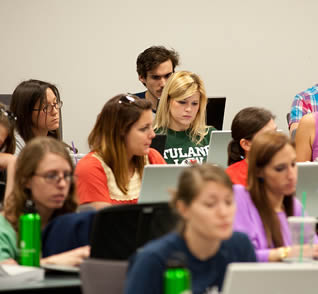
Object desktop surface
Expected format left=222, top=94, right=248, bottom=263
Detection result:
left=0, top=272, right=81, bottom=294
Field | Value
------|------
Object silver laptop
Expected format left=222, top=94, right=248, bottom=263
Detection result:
left=222, top=262, right=318, bottom=294
left=138, top=165, right=187, bottom=203
left=296, top=162, right=318, bottom=217
left=206, top=130, right=232, bottom=167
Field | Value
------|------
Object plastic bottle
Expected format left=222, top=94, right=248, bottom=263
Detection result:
left=164, top=254, right=192, bottom=294
left=19, top=200, right=41, bottom=267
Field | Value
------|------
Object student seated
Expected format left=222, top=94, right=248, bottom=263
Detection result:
left=75, top=94, right=165, bottom=210
left=226, top=107, right=276, bottom=186
left=10, top=79, right=63, bottom=155
left=233, top=131, right=318, bottom=262
left=0, top=137, right=89, bottom=265
left=124, top=164, right=256, bottom=294
left=154, top=71, right=213, bottom=164
left=295, top=112, right=318, bottom=162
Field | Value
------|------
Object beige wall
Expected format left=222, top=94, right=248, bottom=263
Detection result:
left=1, top=0, right=318, bottom=152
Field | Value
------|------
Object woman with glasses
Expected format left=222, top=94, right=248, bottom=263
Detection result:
left=153, top=71, right=212, bottom=165
left=10, top=79, right=63, bottom=155
left=0, top=136, right=90, bottom=265
left=75, top=94, right=165, bottom=210
left=226, top=107, right=276, bottom=186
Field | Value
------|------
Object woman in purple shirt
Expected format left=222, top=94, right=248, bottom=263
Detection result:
left=233, top=131, right=318, bottom=262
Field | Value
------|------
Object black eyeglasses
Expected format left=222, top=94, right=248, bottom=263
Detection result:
left=33, top=101, right=63, bottom=113
left=118, top=95, right=136, bottom=104
left=33, top=171, right=73, bottom=184
left=0, top=108, right=17, bottom=121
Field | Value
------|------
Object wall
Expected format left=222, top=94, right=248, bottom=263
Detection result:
left=1, top=0, right=317, bottom=152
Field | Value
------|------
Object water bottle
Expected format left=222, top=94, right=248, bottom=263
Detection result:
left=164, top=253, right=192, bottom=294
left=19, top=200, right=41, bottom=267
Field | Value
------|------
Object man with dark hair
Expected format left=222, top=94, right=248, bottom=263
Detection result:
left=135, top=46, right=180, bottom=113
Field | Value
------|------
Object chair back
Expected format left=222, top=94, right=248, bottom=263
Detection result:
left=90, top=202, right=178, bottom=260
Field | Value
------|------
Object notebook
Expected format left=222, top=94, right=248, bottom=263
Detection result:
left=222, top=262, right=318, bottom=294
left=138, top=165, right=187, bottom=203
left=296, top=162, right=318, bottom=217
left=206, top=97, right=226, bottom=130
left=206, top=130, right=232, bottom=167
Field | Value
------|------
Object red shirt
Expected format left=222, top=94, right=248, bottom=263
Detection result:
left=226, top=159, right=248, bottom=186
left=75, top=148, right=166, bottom=205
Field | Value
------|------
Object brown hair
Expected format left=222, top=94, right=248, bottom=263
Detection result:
left=10, top=79, right=61, bottom=143
left=88, top=94, right=152, bottom=194
left=0, top=103, right=16, bottom=154
left=4, top=137, right=77, bottom=230
left=137, top=46, right=180, bottom=79
left=171, top=163, right=233, bottom=233
left=228, top=107, right=275, bottom=165
left=248, top=131, right=294, bottom=247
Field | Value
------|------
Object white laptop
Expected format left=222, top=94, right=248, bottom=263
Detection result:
left=296, top=162, right=318, bottom=217
left=138, top=165, right=187, bottom=204
left=222, top=262, right=318, bottom=294
left=206, top=130, right=232, bottom=167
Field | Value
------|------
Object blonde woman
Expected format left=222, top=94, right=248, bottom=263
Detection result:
left=154, top=71, right=213, bottom=164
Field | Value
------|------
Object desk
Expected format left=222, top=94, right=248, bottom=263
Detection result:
left=0, top=273, right=81, bottom=294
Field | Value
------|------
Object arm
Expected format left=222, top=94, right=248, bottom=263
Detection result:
left=41, top=245, right=90, bottom=267
left=295, top=114, right=315, bottom=162
left=75, top=154, right=112, bottom=208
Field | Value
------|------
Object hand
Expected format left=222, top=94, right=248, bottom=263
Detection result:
left=0, top=258, right=18, bottom=265
left=41, top=245, right=90, bottom=267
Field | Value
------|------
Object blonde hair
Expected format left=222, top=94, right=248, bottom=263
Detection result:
left=154, top=71, right=208, bottom=144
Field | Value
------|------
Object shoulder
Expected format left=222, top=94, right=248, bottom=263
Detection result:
left=76, top=152, right=103, bottom=172
left=296, top=84, right=318, bottom=97
left=221, top=232, right=256, bottom=261
left=299, top=113, right=316, bottom=126
left=134, top=91, right=146, bottom=99
left=148, top=148, right=166, bottom=164
left=128, top=232, right=183, bottom=270
left=233, top=184, right=250, bottom=197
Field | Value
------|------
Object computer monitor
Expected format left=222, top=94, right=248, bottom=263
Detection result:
left=138, top=165, right=187, bottom=204
left=296, top=162, right=318, bottom=217
left=206, top=97, right=226, bottom=130
left=222, top=262, right=318, bottom=294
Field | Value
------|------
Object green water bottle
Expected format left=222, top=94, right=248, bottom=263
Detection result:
left=19, top=200, right=41, bottom=267
left=164, top=254, right=192, bottom=294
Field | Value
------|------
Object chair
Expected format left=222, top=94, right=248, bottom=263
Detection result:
left=206, top=130, right=232, bottom=167
left=80, top=258, right=128, bottom=294
left=90, top=202, right=178, bottom=260
left=206, top=97, right=226, bottom=130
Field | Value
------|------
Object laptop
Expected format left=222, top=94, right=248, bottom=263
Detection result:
left=206, top=97, right=226, bottom=130
left=206, top=130, right=232, bottom=167
left=296, top=162, right=318, bottom=217
left=150, top=134, right=167, bottom=156
left=138, top=165, right=187, bottom=203
left=222, top=262, right=318, bottom=294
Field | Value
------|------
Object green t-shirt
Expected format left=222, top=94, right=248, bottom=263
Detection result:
left=0, top=214, right=18, bottom=261
left=157, top=127, right=213, bottom=164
